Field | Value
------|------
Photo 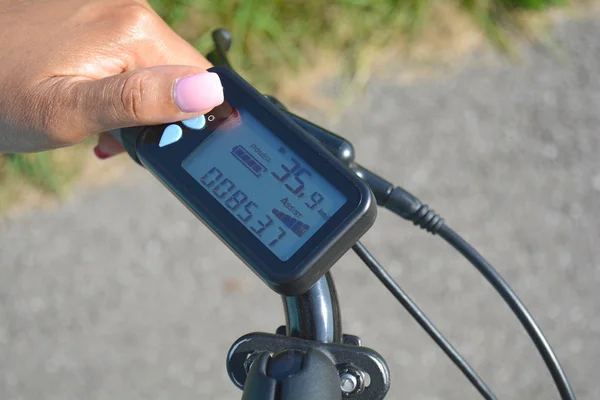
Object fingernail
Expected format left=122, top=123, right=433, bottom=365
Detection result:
left=94, top=146, right=111, bottom=160
left=174, top=72, right=224, bottom=113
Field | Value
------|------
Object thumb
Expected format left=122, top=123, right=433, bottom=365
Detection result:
left=71, top=66, right=224, bottom=132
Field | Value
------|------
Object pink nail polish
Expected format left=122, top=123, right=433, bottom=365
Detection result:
left=174, top=72, right=224, bottom=113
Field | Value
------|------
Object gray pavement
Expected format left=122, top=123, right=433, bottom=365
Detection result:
left=1, top=13, right=600, bottom=400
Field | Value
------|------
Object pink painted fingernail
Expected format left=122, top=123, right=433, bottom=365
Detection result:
left=174, top=72, right=224, bottom=113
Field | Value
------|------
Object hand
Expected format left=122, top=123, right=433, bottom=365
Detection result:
left=0, top=0, right=224, bottom=157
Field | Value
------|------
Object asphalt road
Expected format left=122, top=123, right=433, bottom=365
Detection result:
left=1, top=13, right=599, bottom=400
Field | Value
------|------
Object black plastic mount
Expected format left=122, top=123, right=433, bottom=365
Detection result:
left=227, top=333, right=390, bottom=400
left=242, top=349, right=342, bottom=400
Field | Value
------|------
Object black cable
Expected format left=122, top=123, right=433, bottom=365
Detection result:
left=368, top=179, right=577, bottom=399
left=352, top=241, right=497, bottom=400
left=436, top=225, right=576, bottom=400
left=354, top=166, right=575, bottom=398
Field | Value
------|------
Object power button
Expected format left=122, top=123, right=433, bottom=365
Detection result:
left=182, top=115, right=206, bottom=130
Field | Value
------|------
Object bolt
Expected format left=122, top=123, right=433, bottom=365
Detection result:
left=340, top=372, right=358, bottom=394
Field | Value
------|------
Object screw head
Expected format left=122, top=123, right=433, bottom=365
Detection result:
left=338, top=365, right=366, bottom=396
left=340, top=372, right=358, bottom=394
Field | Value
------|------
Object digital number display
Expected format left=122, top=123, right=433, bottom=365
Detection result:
left=182, top=109, right=347, bottom=261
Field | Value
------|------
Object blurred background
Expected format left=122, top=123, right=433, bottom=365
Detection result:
left=1, top=0, right=599, bottom=399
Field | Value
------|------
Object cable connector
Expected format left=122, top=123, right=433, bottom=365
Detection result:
left=385, top=187, right=445, bottom=234
left=352, top=164, right=444, bottom=234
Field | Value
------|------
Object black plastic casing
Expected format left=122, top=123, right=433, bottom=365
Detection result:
left=242, top=350, right=342, bottom=400
left=134, top=67, right=376, bottom=295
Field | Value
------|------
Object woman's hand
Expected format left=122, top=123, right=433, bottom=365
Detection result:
left=0, top=0, right=224, bottom=157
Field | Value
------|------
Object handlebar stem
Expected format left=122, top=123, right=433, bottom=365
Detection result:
left=283, top=273, right=342, bottom=343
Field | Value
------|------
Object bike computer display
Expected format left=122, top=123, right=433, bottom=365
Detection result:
left=134, top=67, right=376, bottom=295
left=181, top=113, right=348, bottom=261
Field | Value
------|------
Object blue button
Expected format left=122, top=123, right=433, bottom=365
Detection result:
left=181, top=115, right=206, bottom=130
left=159, top=124, right=183, bottom=148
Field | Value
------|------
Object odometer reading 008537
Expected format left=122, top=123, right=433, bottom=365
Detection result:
left=182, top=111, right=347, bottom=261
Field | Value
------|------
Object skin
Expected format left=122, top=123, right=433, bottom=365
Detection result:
left=0, top=0, right=221, bottom=157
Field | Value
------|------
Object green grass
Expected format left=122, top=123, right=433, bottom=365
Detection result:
left=0, top=0, right=567, bottom=213
left=5, top=153, right=63, bottom=191
left=149, top=0, right=566, bottom=90
left=0, top=148, right=85, bottom=213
